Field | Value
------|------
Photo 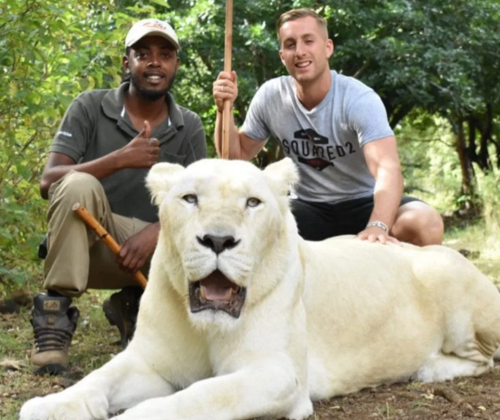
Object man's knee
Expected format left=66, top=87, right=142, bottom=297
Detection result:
left=392, top=202, right=444, bottom=246
left=51, top=171, right=104, bottom=202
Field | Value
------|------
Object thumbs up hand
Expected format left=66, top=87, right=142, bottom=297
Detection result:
left=117, top=121, right=161, bottom=168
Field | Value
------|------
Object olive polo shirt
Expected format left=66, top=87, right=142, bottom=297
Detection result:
left=50, top=83, right=207, bottom=223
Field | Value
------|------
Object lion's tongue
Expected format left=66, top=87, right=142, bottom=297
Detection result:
left=200, top=271, right=237, bottom=301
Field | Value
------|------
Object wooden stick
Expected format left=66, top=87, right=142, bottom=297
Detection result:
left=72, top=203, right=148, bottom=289
left=221, top=0, right=233, bottom=159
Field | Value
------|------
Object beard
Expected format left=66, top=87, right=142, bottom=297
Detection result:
left=130, top=71, right=177, bottom=101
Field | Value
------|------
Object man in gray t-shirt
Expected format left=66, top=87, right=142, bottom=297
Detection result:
left=242, top=70, right=392, bottom=204
left=213, top=8, right=443, bottom=246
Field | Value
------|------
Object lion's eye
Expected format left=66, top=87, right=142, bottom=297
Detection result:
left=182, top=194, right=198, bottom=204
left=246, top=197, right=261, bottom=208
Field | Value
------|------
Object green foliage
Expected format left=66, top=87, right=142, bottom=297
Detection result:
left=397, top=113, right=500, bottom=227
left=326, top=0, right=500, bottom=121
left=0, top=0, right=123, bottom=290
left=478, top=170, right=500, bottom=235
left=397, top=114, right=461, bottom=210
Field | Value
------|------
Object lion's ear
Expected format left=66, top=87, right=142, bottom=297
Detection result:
left=146, top=162, right=185, bottom=206
left=263, top=157, right=299, bottom=196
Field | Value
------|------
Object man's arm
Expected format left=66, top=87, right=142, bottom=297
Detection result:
left=213, top=71, right=266, bottom=161
left=358, top=136, right=403, bottom=244
left=40, top=121, right=160, bottom=199
left=214, top=111, right=265, bottom=160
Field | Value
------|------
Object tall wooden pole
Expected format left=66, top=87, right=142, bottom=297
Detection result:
left=222, top=0, right=233, bottom=159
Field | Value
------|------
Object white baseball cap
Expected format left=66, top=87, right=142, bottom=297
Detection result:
left=125, top=19, right=180, bottom=50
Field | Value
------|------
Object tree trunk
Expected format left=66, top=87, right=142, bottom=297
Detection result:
left=478, top=103, right=492, bottom=171
left=467, top=117, right=478, bottom=164
left=495, top=140, right=500, bottom=170
left=453, top=117, right=476, bottom=210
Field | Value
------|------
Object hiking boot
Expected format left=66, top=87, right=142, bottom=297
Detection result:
left=30, top=294, right=80, bottom=375
left=102, top=287, right=142, bottom=349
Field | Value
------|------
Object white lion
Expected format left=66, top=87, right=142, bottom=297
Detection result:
left=21, top=158, right=500, bottom=420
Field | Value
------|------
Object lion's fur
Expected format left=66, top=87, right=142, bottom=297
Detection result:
left=20, top=158, right=500, bottom=420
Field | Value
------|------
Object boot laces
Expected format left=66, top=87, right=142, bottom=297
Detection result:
left=33, top=327, right=72, bottom=352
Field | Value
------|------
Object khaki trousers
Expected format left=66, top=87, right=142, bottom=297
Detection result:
left=43, top=171, right=151, bottom=297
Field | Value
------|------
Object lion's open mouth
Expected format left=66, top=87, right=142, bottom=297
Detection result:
left=189, top=270, right=246, bottom=318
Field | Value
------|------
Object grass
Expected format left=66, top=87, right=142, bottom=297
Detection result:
left=443, top=220, right=500, bottom=287
left=0, top=221, right=499, bottom=420
left=376, top=402, right=400, bottom=419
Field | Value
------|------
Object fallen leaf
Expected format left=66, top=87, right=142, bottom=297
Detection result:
left=0, top=359, right=25, bottom=371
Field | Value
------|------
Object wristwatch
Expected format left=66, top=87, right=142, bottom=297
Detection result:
left=366, top=221, right=389, bottom=233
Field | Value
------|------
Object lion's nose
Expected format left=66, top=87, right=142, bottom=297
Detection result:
left=197, top=234, right=240, bottom=254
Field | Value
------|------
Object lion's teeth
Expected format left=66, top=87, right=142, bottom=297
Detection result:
left=200, top=285, right=207, bottom=301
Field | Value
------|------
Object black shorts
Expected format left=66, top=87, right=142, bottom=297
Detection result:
left=290, top=195, right=421, bottom=241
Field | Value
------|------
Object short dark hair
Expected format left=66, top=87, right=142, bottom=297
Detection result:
left=276, top=8, right=328, bottom=41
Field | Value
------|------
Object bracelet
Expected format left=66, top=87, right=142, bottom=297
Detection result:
left=366, top=221, right=389, bottom=233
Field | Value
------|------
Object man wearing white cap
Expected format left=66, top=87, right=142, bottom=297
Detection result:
left=29, top=19, right=207, bottom=374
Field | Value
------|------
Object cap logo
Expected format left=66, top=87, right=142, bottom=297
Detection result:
left=126, top=19, right=180, bottom=50
left=43, top=300, right=61, bottom=311
left=143, top=21, right=168, bottom=31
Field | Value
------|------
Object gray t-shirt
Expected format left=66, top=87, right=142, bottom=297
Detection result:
left=241, top=71, right=394, bottom=203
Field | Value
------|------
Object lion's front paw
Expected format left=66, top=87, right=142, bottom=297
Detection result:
left=110, top=398, right=165, bottom=420
left=19, top=388, right=109, bottom=420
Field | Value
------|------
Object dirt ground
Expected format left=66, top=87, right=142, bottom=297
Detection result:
left=311, top=367, right=500, bottom=420
left=3, top=336, right=500, bottom=420
left=2, top=240, right=500, bottom=420
left=4, top=363, right=500, bottom=420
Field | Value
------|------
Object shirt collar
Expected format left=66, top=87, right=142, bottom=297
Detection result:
left=101, top=82, right=185, bottom=129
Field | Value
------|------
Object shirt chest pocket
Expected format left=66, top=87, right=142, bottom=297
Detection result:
left=160, top=150, right=186, bottom=165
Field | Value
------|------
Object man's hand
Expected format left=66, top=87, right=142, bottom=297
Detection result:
left=213, top=71, right=238, bottom=113
left=116, top=120, right=160, bottom=169
left=357, top=226, right=400, bottom=245
left=117, top=223, right=160, bottom=273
